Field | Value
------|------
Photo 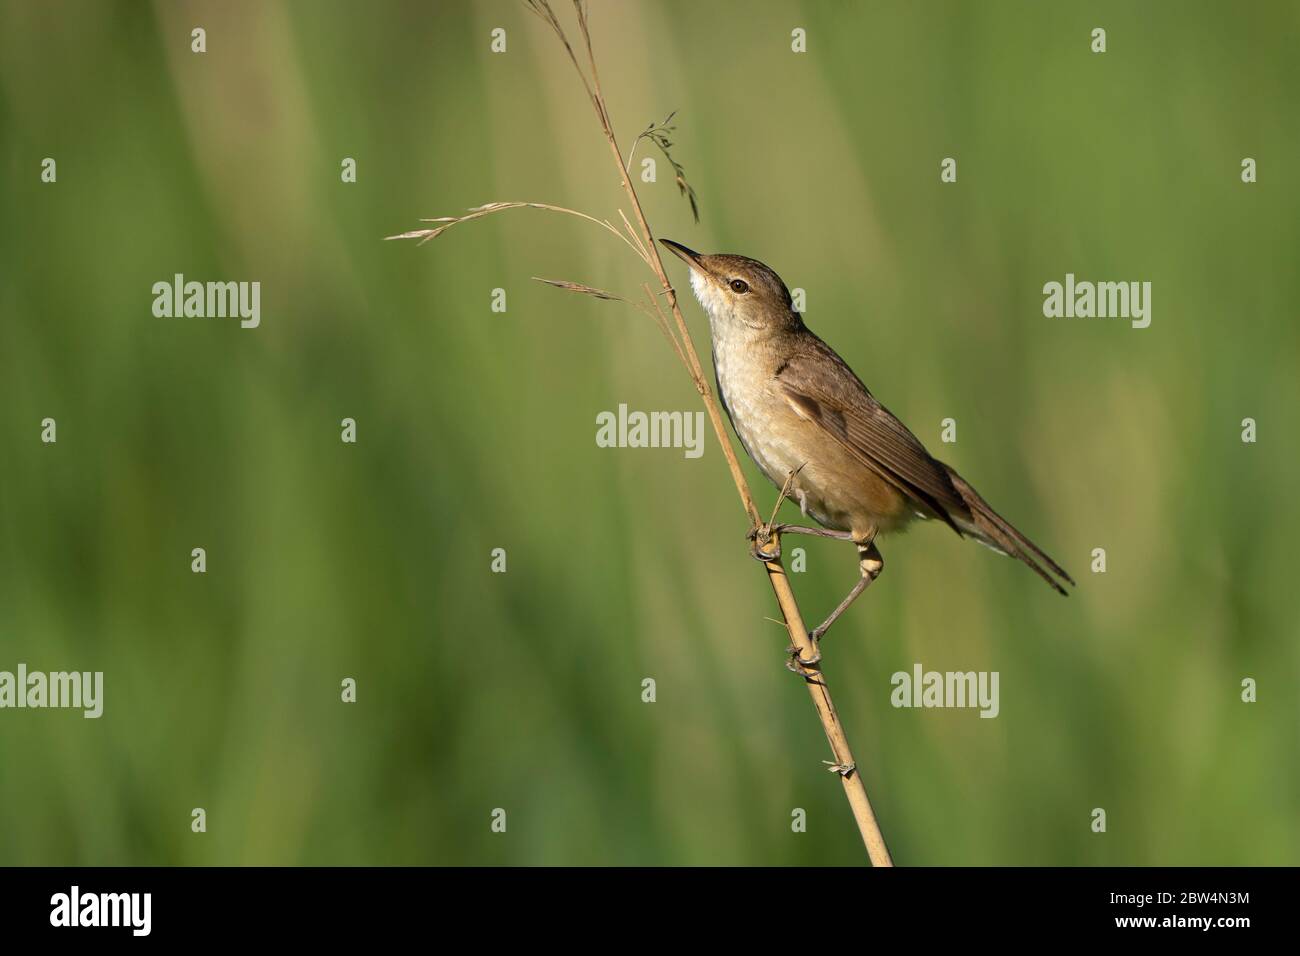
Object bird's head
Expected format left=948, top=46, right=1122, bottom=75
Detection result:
left=660, top=239, right=799, bottom=333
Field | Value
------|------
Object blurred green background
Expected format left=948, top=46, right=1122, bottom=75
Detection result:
left=1, top=0, right=1297, bottom=866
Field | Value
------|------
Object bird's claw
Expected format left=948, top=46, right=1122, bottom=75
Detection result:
left=785, top=641, right=822, bottom=672
left=748, top=524, right=780, bottom=562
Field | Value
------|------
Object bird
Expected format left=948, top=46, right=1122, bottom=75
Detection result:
left=660, top=239, right=1074, bottom=646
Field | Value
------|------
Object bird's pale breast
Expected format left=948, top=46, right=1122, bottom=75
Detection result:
left=712, top=329, right=913, bottom=540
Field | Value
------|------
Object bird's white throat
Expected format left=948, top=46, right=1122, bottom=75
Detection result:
left=688, top=268, right=731, bottom=331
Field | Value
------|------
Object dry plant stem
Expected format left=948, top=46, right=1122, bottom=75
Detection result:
left=507, top=2, right=893, bottom=865
left=560, top=4, right=894, bottom=867
left=764, top=533, right=892, bottom=866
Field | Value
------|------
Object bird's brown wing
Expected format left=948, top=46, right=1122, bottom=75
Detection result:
left=775, top=336, right=970, bottom=534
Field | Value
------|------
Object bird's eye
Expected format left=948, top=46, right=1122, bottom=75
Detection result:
left=729, top=279, right=750, bottom=294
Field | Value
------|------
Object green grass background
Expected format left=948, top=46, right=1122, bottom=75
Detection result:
left=1, top=0, right=1297, bottom=865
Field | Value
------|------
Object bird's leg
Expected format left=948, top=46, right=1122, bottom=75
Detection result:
left=771, top=524, right=855, bottom=541
left=809, top=537, right=883, bottom=644
left=749, top=523, right=854, bottom=560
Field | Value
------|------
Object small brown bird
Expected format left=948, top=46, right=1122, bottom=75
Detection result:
left=661, top=239, right=1073, bottom=644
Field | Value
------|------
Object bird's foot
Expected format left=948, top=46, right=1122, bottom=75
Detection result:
left=747, top=524, right=780, bottom=562
left=785, top=641, right=822, bottom=675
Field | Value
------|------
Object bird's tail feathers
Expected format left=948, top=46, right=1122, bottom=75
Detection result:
left=940, top=464, right=1074, bottom=596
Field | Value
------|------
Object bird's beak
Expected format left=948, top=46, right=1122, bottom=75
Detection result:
left=659, top=238, right=704, bottom=272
